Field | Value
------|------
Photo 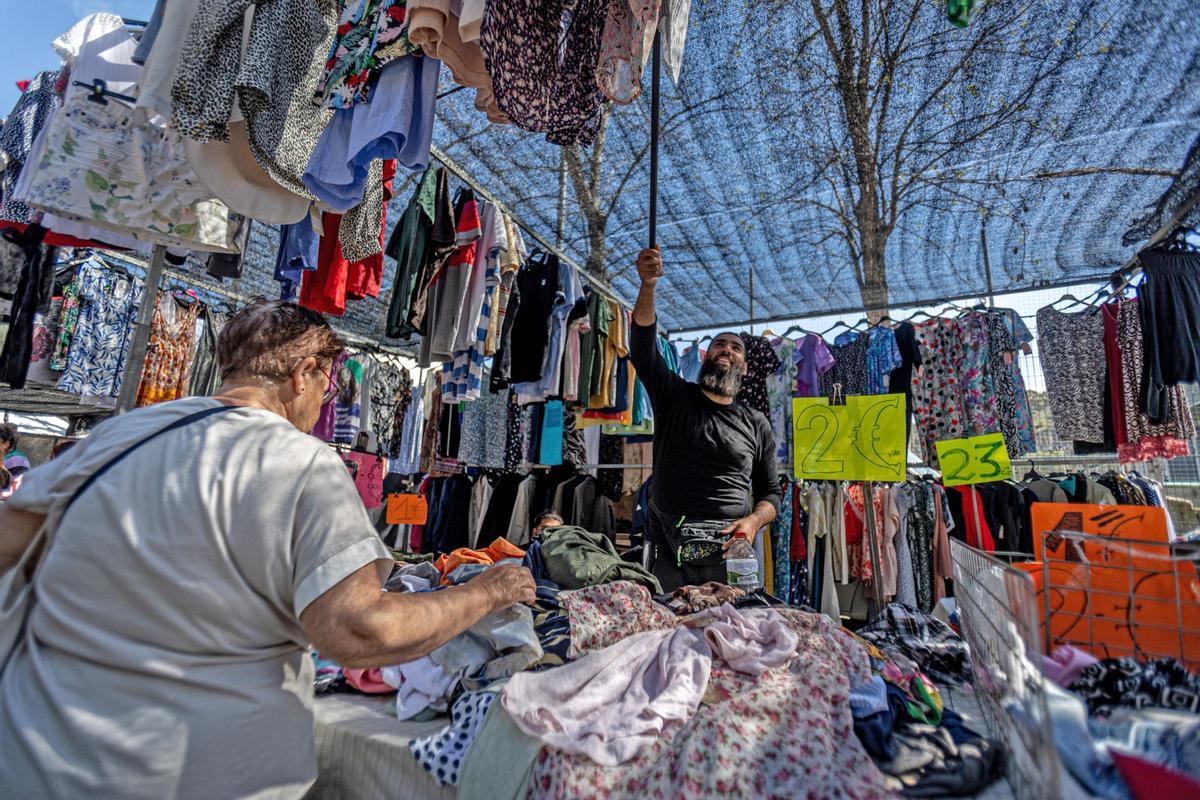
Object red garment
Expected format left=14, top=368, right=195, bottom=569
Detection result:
left=409, top=474, right=434, bottom=552
left=789, top=487, right=806, bottom=561
left=1, top=220, right=128, bottom=250
left=843, top=501, right=864, bottom=545
left=419, top=190, right=481, bottom=323
left=951, top=486, right=996, bottom=551
left=347, top=159, right=397, bottom=300
left=300, top=160, right=397, bottom=315
left=300, top=213, right=351, bottom=315
left=1111, top=751, right=1200, bottom=800
left=1102, top=302, right=1129, bottom=447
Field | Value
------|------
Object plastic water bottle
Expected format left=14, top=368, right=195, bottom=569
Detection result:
left=725, top=532, right=760, bottom=590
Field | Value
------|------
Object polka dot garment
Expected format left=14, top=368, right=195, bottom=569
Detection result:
left=409, top=691, right=498, bottom=786
left=735, top=334, right=782, bottom=416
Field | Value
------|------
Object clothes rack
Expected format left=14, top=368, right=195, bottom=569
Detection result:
left=666, top=273, right=1119, bottom=335
left=97, top=251, right=418, bottom=360
left=429, top=146, right=628, bottom=316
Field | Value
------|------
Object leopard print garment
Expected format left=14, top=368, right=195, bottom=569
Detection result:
left=171, top=0, right=336, bottom=199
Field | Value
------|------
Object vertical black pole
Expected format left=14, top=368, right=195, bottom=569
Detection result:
left=649, top=31, right=662, bottom=249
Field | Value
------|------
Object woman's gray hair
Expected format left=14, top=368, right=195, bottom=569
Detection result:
left=217, top=301, right=345, bottom=382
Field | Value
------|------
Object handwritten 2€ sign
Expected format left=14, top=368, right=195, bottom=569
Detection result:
left=792, top=395, right=907, bottom=482
left=935, top=433, right=1011, bottom=487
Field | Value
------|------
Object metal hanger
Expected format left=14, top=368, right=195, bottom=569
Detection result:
left=820, top=319, right=856, bottom=338
left=1051, top=285, right=1107, bottom=313
left=904, top=309, right=938, bottom=323
left=782, top=323, right=820, bottom=339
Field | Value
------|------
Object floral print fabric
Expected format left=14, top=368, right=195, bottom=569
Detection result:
left=26, top=98, right=242, bottom=252
left=530, top=598, right=891, bottom=799
left=135, top=294, right=201, bottom=406
left=561, top=581, right=677, bottom=657
left=770, top=483, right=794, bottom=596
left=823, top=332, right=870, bottom=398
left=596, top=0, right=661, bottom=103
left=57, top=260, right=144, bottom=401
left=978, top=310, right=1027, bottom=456
left=910, top=319, right=967, bottom=465
left=49, top=276, right=82, bottom=372
left=998, top=309, right=1038, bottom=454
left=316, top=0, right=418, bottom=108
left=956, top=312, right=1003, bottom=437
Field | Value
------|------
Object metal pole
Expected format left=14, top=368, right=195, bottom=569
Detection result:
left=648, top=30, right=661, bottom=249
left=116, top=244, right=167, bottom=413
left=980, top=221, right=995, bottom=306
left=862, top=481, right=886, bottom=609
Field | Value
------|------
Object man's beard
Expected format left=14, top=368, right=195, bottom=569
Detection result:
left=698, top=357, right=746, bottom=398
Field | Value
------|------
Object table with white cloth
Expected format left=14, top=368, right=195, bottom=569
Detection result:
left=310, top=694, right=455, bottom=800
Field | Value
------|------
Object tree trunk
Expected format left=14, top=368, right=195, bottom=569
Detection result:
left=864, top=241, right=892, bottom=319
left=586, top=225, right=606, bottom=275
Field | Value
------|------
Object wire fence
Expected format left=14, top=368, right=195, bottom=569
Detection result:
left=950, top=538, right=1060, bottom=800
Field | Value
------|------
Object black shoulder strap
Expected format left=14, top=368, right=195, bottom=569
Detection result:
left=63, top=405, right=238, bottom=516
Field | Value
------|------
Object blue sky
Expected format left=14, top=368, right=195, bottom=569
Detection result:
left=1, top=1, right=155, bottom=114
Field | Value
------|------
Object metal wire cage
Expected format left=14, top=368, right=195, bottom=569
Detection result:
left=950, top=539, right=1061, bottom=800
left=1038, top=531, right=1200, bottom=670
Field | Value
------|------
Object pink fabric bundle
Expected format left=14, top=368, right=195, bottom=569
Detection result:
left=343, top=667, right=393, bottom=694
left=1041, top=644, right=1099, bottom=687
left=502, top=627, right=712, bottom=766
left=692, top=604, right=800, bottom=675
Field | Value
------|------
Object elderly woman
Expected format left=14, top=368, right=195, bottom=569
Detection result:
left=0, top=302, right=534, bottom=798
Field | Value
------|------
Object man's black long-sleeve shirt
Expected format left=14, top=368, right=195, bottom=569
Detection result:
left=630, top=320, right=781, bottom=521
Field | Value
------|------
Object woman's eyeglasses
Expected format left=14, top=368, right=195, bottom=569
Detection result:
left=318, top=366, right=338, bottom=404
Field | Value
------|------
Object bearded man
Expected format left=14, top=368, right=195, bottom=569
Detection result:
left=629, top=247, right=781, bottom=592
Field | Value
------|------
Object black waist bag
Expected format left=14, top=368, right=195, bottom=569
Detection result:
left=669, top=518, right=732, bottom=586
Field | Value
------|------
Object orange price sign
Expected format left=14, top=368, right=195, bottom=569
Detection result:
left=1027, top=502, right=1200, bottom=667
left=386, top=493, right=428, bottom=525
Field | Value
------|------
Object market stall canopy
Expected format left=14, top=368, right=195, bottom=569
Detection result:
left=431, top=0, right=1200, bottom=331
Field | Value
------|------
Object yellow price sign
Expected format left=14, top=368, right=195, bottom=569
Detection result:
left=792, top=394, right=907, bottom=482
left=935, top=433, right=1011, bottom=487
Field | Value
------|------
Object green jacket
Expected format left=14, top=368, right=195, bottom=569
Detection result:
left=539, top=525, right=661, bottom=594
